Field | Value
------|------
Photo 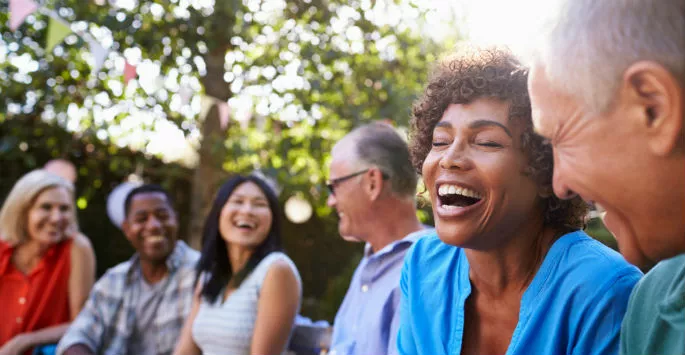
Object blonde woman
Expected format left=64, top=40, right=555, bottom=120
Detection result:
left=0, top=170, right=95, bottom=355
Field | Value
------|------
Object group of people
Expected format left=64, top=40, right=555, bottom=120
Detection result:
left=1, top=0, right=684, bottom=354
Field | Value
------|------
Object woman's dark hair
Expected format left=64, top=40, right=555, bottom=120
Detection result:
left=410, top=46, right=588, bottom=230
left=196, top=174, right=282, bottom=303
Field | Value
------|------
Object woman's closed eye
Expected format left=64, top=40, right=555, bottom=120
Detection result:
left=476, top=140, right=504, bottom=148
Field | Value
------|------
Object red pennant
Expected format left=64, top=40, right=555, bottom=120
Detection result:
left=123, top=61, right=136, bottom=84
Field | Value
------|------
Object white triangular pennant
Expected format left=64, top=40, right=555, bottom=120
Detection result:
left=86, top=38, right=108, bottom=75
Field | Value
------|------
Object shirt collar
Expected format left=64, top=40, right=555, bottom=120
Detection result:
left=0, top=239, right=68, bottom=276
left=363, top=227, right=431, bottom=258
left=125, top=240, right=190, bottom=282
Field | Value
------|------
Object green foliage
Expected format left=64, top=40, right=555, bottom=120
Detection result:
left=584, top=218, right=617, bottom=250
left=0, top=0, right=449, bottom=317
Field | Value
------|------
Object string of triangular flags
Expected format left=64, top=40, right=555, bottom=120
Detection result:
left=7, top=0, right=231, bottom=128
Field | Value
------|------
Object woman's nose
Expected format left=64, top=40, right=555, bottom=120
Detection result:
left=439, top=141, right=472, bottom=171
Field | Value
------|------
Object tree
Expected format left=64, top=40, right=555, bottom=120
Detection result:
left=1, top=0, right=446, bottom=317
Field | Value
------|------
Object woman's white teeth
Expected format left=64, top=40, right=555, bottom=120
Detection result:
left=442, top=205, right=460, bottom=210
left=437, top=184, right=482, bottom=199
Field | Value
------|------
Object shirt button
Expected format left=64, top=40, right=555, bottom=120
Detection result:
left=18, top=297, right=26, bottom=305
left=16, top=317, right=23, bottom=324
left=361, top=284, right=369, bottom=292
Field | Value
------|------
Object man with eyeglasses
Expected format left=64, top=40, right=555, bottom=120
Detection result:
left=326, top=122, right=431, bottom=355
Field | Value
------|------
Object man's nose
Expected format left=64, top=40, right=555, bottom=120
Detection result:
left=146, top=216, right=163, bottom=231
left=552, top=164, right=578, bottom=200
left=326, top=193, right=336, bottom=207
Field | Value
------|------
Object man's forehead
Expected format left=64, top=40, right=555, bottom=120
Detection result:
left=528, top=64, right=560, bottom=138
left=130, top=192, right=171, bottom=210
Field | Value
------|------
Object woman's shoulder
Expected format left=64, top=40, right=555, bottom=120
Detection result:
left=557, top=230, right=639, bottom=271
left=548, top=230, right=642, bottom=294
left=259, top=252, right=300, bottom=275
left=69, top=233, right=96, bottom=266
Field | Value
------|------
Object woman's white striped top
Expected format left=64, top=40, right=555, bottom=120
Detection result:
left=191, top=252, right=302, bottom=355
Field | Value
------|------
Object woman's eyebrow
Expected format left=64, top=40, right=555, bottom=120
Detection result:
left=468, top=119, right=513, bottom=137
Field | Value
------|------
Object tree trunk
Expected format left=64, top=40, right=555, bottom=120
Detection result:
left=187, top=50, right=231, bottom=250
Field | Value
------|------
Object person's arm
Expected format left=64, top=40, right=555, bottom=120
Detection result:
left=68, top=233, right=96, bottom=319
left=62, top=344, right=94, bottom=355
left=250, top=260, right=302, bottom=355
left=56, top=272, right=116, bottom=355
left=0, top=325, right=70, bottom=355
left=172, top=281, right=203, bottom=355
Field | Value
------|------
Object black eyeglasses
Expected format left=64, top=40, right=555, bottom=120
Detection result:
left=326, top=168, right=388, bottom=195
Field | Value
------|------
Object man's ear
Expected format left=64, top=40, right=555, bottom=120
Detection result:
left=624, top=61, right=684, bottom=156
left=121, top=219, right=133, bottom=241
left=365, top=168, right=385, bottom=201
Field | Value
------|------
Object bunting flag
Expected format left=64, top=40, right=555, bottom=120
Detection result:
left=216, top=101, right=230, bottom=130
left=86, top=37, right=108, bottom=74
left=123, top=61, right=137, bottom=84
left=178, top=84, right=193, bottom=106
left=9, top=0, right=38, bottom=31
left=46, top=17, right=72, bottom=52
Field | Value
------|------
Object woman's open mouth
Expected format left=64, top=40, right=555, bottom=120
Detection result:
left=435, top=183, right=484, bottom=216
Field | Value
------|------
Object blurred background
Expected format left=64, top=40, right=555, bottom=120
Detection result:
left=0, top=0, right=613, bottom=321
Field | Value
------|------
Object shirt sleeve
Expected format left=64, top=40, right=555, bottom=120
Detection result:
left=571, top=271, right=641, bottom=355
left=56, top=276, right=111, bottom=355
left=396, top=256, right=418, bottom=355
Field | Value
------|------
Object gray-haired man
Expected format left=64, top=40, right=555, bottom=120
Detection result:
left=326, top=122, right=431, bottom=355
left=527, top=1, right=685, bottom=354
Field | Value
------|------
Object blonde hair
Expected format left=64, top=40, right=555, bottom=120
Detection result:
left=0, top=170, right=79, bottom=245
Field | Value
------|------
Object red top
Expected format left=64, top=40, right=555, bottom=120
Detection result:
left=0, top=238, right=72, bottom=350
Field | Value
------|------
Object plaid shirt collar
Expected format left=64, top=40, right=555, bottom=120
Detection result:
left=124, top=239, right=190, bottom=284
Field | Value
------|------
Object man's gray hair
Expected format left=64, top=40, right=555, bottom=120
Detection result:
left=532, top=0, right=685, bottom=113
left=347, top=122, right=418, bottom=199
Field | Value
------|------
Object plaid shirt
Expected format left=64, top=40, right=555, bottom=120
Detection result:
left=57, top=241, right=200, bottom=355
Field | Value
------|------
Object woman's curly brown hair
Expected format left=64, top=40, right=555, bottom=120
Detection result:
left=409, top=47, right=588, bottom=230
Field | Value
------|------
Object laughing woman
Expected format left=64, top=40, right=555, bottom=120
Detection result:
left=174, top=175, right=301, bottom=355
left=396, top=47, right=643, bottom=355
left=0, top=170, right=95, bottom=355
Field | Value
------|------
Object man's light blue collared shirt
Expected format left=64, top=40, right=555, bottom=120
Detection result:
left=330, top=229, right=431, bottom=355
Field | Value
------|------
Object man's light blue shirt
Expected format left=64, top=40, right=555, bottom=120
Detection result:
left=330, top=228, right=431, bottom=355
left=397, top=230, right=643, bottom=355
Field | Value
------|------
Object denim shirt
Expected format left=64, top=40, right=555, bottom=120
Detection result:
left=330, top=228, right=431, bottom=355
